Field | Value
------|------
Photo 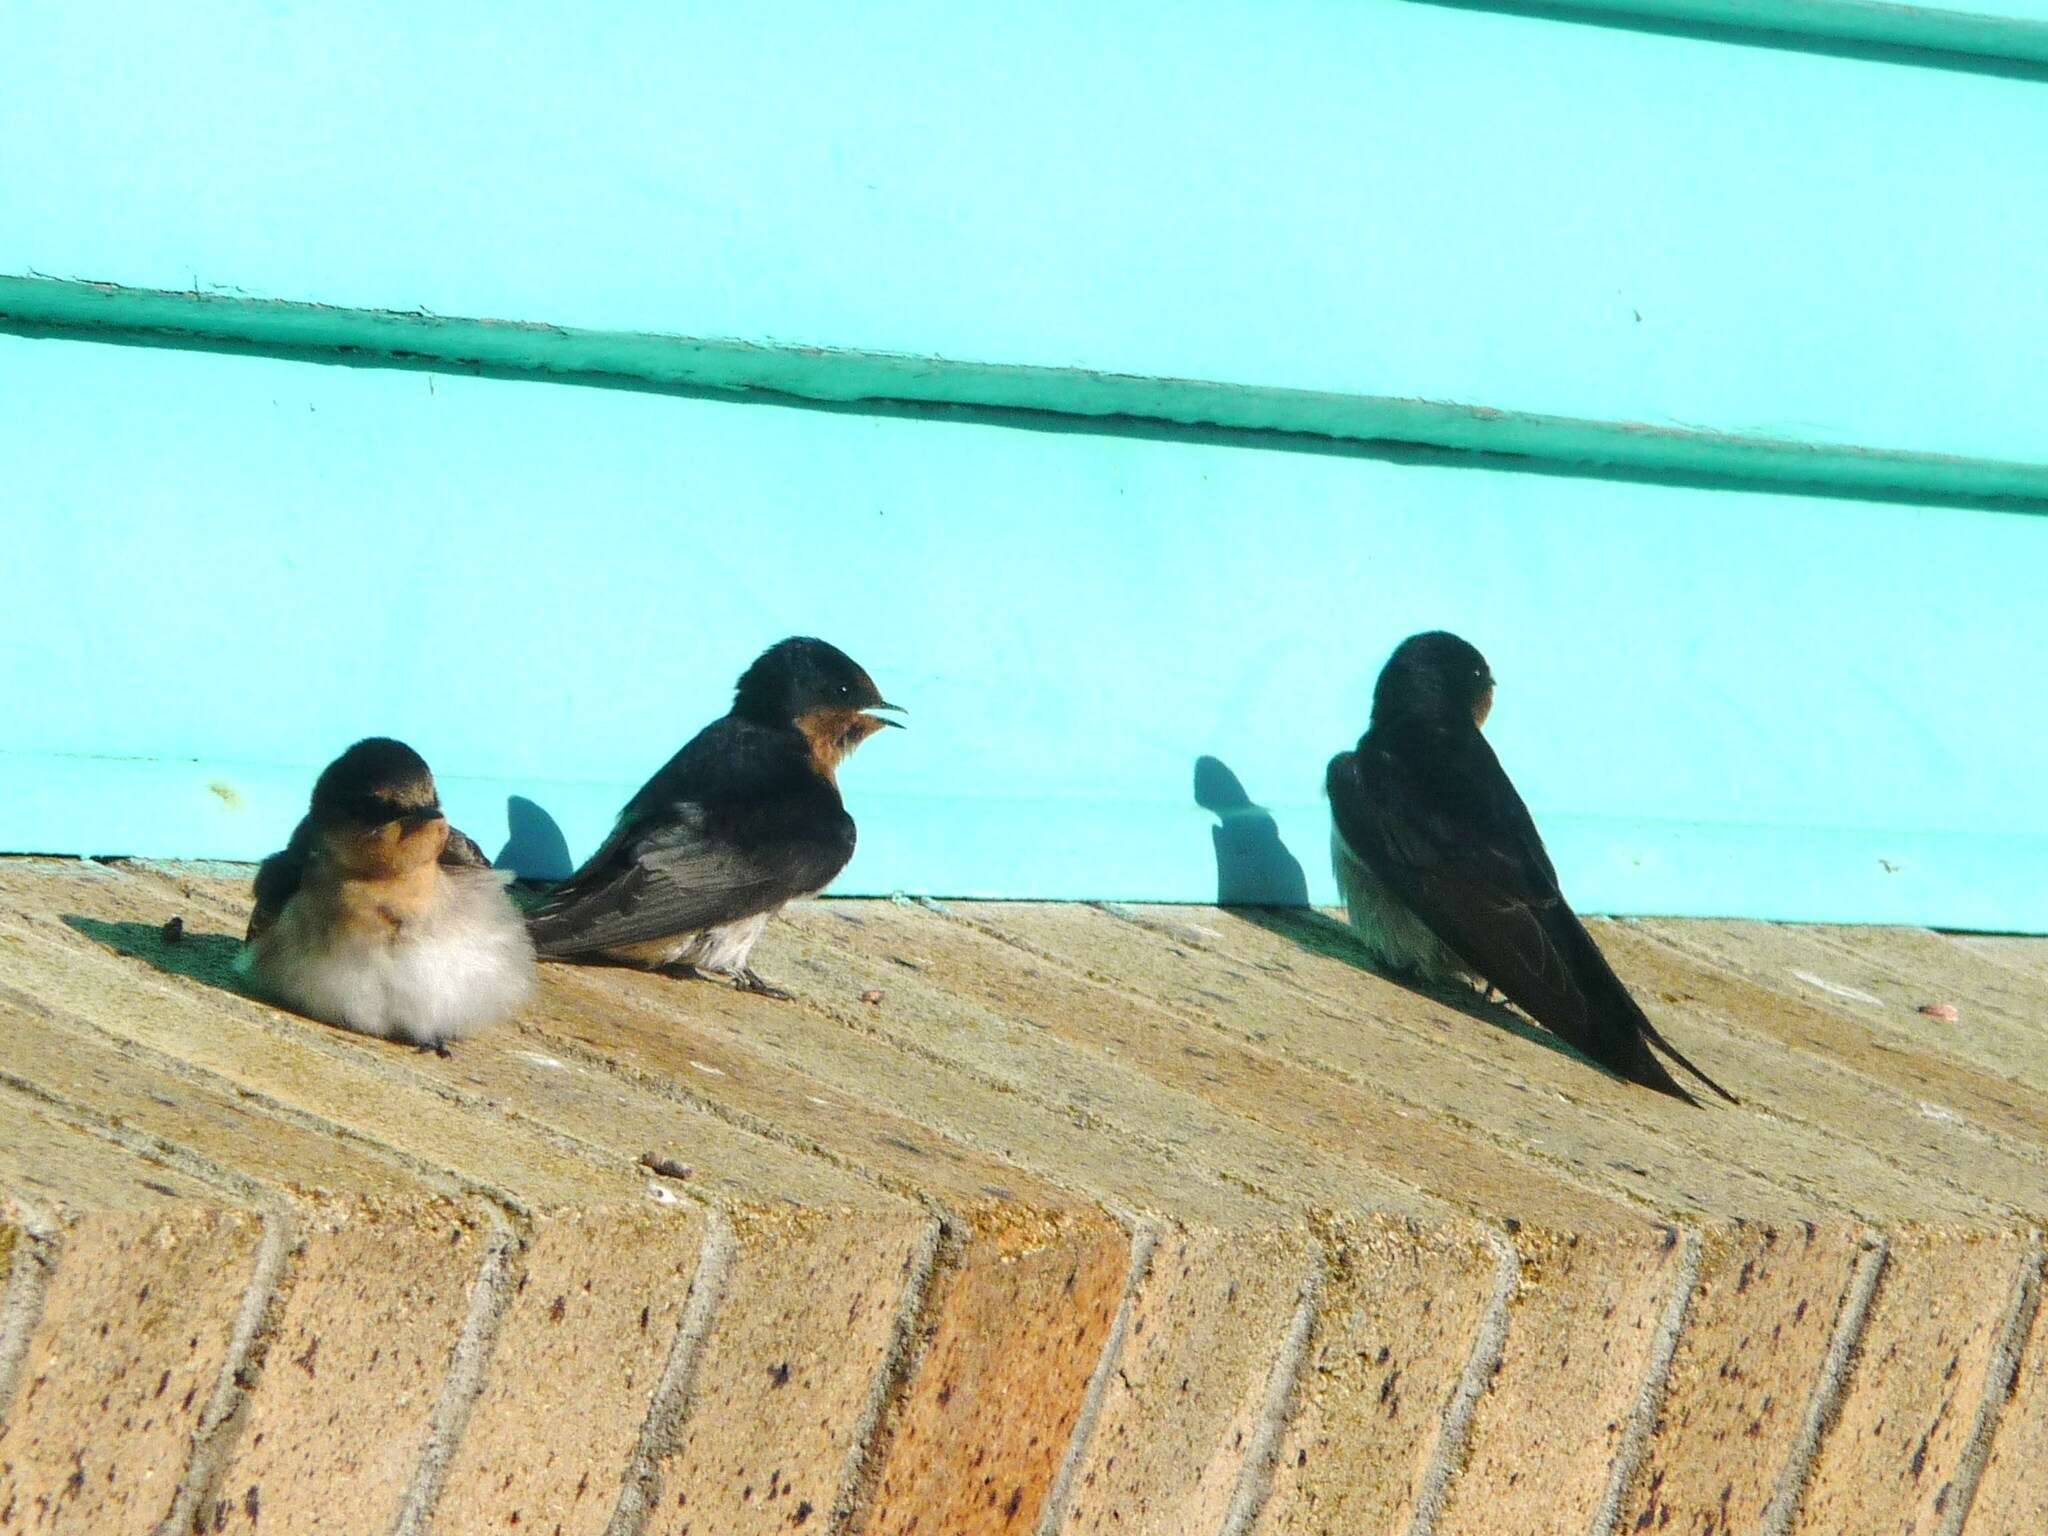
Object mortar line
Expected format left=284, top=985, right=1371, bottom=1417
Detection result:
left=0, top=1056, right=307, bottom=1211
left=1935, top=1235, right=2046, bottom=1536
left=676, top=915, right=1304, bottom=1218
left=389, top=1213, right=525, bottom=1536
left=1624, top=922, right=2048, bottom=1159
left=792, top=948, right=1245, bottom=1177
left=602, top=1209, right=738, bottom=1536
left=1403, top=1228, right=1522, bottom=1536
left=1087, top=903, right=2005, bottom=1226
left=831, top=1214, right=957, bottom=1536
left=66, top=876, right=1252, bottom=1223
left=1759, top=1231, right=1890, bottom=1536
left=919, top=897, right=1659, bottom=1224
left=0, top=974, right=524, bottom=1215
left=0, top=1199, right=59, bottom=1423
left=508, top=1008, right=980, bottom=1211
left=23, top=884, right=951, bottom=1222
left=9, top=913, right=820, bottom=1228
left=1034, top=1219, right=1165, bottom=1536
left=153, top=1209, right=297, bottom=1536
left=1217, top=1240, right=1325, bottom=1536
left=1586, top=1225, right=1703, bottom=1536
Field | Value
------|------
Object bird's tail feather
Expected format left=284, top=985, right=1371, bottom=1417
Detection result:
left=1640, top=1020, right=1740, bottom=1105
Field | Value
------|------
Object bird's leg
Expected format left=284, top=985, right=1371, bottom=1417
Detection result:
left=415, top=1039, right=454, bottom=1059
left=734, top=967, right=796, bottom=1002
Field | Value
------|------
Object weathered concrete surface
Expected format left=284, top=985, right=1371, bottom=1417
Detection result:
left=0, top=857, right=2043, bottom=1534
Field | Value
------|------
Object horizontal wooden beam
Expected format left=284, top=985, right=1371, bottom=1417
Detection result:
left=4, top=274, right=2045, bottom=510
left=1447, top=0, right=2048, bottom=67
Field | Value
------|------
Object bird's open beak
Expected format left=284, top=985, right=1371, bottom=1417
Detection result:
left=866, top=701, right=907, bottom=729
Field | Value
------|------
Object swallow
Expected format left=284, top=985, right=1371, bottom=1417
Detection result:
left=1327, top=631, right=1735, bottom=1105
left=527, top=636, right=903, bottom=999
left=236, top=737, right=536, bottom=1050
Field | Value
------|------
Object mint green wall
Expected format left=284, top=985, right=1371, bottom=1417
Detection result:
left=3, top=3, right=2044, bottom=926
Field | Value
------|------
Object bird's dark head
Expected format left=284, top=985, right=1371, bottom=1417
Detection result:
left=1372, top=631, right=1496, bottom=729
left=307, top=737, right=450, bottom=873
left=733, top=636, right=904, bottom=774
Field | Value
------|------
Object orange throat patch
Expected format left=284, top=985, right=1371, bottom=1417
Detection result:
left=794, top=707, right=888, bottom=781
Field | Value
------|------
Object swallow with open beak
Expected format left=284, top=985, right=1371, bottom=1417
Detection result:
left=237, top=737, right=536, bottom=1050
left=527, top=636, right=903, bottom=999
left=1327, top=631, right=1735, bottom=1106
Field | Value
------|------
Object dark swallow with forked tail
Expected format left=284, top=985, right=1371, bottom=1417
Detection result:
left=527, top=636, right=902, bottom=1000
left=1327, top=631, right=1735, bottom=1106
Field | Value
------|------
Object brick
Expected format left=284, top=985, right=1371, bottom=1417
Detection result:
left=0, top=1096, right=258, bottom=1536
left=648, top=1208, right=935, bottom=1536
left=1621, top=1221, right=1864, bottom=1533
left=1968, top=1251, right=2048, bottom=1532
left=803, top=902, right=1616, bottom=1230
left=1436, top=1227, right=1686, bottom=1536
left=0, top=994, right=423, bottom=1204
left=1795, top=1227, right=2036, bottom=1536
left=205, top=1199, right=490, bottom=1535
left=1116, top=905, right=2004, bottom=1224
left=1263, top=1218, right=1500, bottom=1534
left=863, top=1212, right=1129, bottom=1535
left=1602, top=922, right=2048, bottom=1169
left=0, top=888, right=682, bottom=1212
left=434, top=1205, right=709, bottom=1536
left=958, top=909, right=1646, bottom=1236
left=524, top=964, right=1082, bottom=1213
left=1640, top=920, right=2048, bottom=1104
left=145, top=868, right=919, bottom=1211
left=1053, top=1224, right=1312, bottom=1535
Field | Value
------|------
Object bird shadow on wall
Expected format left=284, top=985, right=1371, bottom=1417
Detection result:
left=1192, top=755, right=1589, bottom=1071
left=495, top=794, right=574, bottom=882
left=1193, top=756, right=1308, bottom=907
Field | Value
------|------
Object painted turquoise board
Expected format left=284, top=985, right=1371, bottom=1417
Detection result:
left=5, top=337, right=2043, bottom=928
left=4, top=2, right=2046, bottom=464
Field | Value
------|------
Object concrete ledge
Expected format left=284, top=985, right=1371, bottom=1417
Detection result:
left=1, top=858, right=2045, bottom=1532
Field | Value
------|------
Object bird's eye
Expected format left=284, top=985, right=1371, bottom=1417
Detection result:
left=837, top=682, right=852, bottom=697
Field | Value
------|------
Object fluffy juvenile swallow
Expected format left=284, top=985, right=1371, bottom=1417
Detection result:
left=527, top=636, right=902, bottom=999
left=1327, top=631, right=1735, bottom=1106
left=237, top=737, right=535, bottom=1050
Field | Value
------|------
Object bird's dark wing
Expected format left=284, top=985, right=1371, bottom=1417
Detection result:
left=527, top=716, right=855, bottom=957
left=246, top=817, right=315, bottom=942
left=1335, top=733, right=1734, bottom=1105
left=526, top=802, right=853, bottom=956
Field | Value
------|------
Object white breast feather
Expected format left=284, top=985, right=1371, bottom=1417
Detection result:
left=237, top=866, right=536, bottom=1045
left=1329, top=825, right=1472, bottom=986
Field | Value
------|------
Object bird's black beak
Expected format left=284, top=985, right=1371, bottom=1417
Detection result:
left=867, top=701, right=907, bottom=729
left=396, top=804, right=445, bottom=832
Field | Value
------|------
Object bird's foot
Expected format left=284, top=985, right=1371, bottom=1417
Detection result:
left=734, top=968, right=796, bottom=1002
left=658, top=961, right=706, bottom=982
left=415, top=1039, right=454, bottom=1059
